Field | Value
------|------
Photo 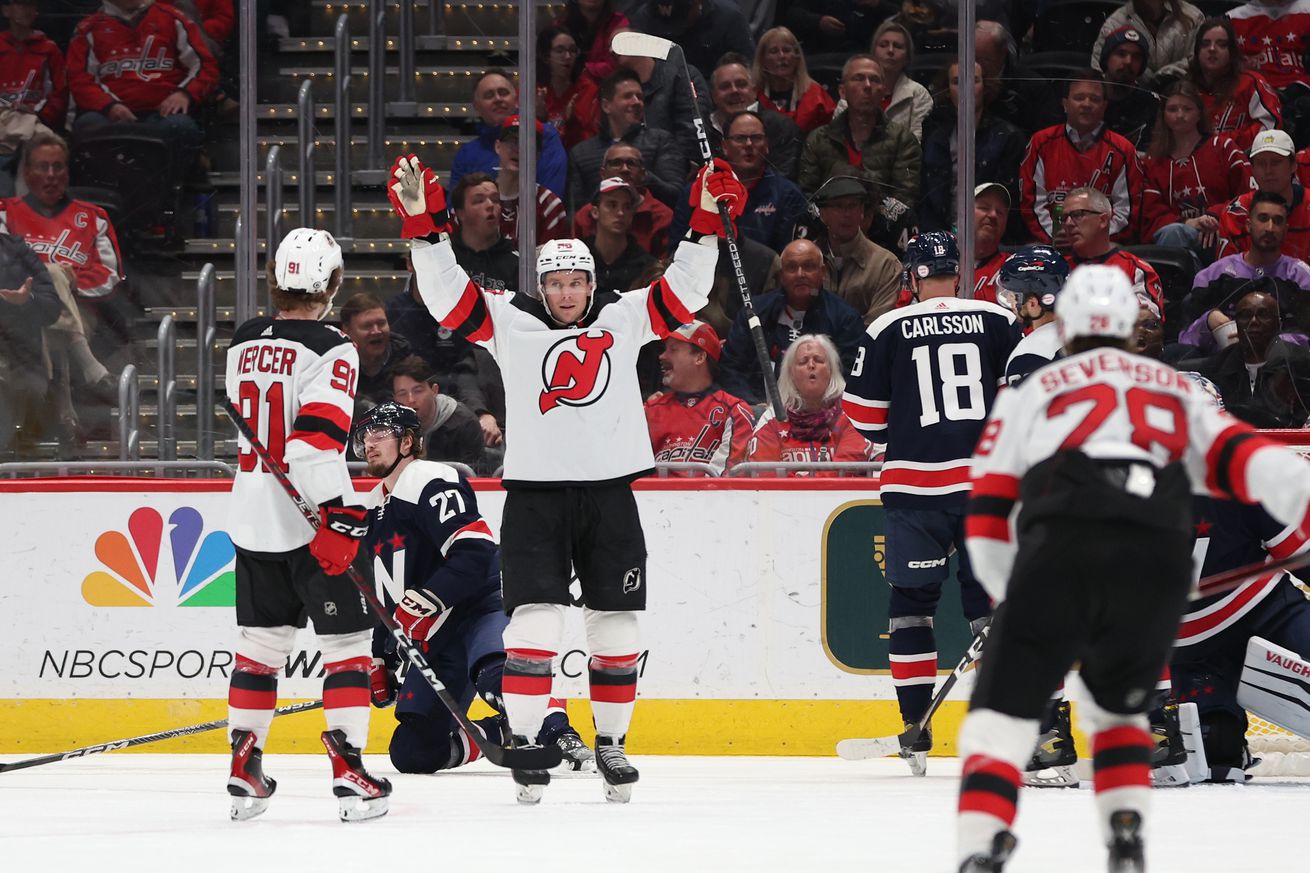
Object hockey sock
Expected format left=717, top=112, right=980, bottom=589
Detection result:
left=323, top=656, right=372, bottom=749
left=1091, top=725, right=1153, bottom=842
left=228, top=655, right=280, bottom=748
left=503, top=649, right=556, bottom=742
left=589, top=655, right=639, bottom=738
left=958, top=754, right=1023, bottom=860
left=889, top=621, right=936, bottom=724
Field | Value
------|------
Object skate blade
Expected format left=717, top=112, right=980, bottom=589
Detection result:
left=898, top=749, right=927, bottom=777
left=1151, top=763, right=1191, bottom=788
left=337, top=795, right=390, bottom=822
left=1023, top=765, right=1080, bottom=788
left=230, top=795, right=271, bottom=821
left=515, top=784, right=545, bottom=805
left=602, top=780, right=633, bottom=803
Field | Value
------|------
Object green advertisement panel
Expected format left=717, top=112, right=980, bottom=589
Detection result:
left=822, top=500, right=976, bottom=673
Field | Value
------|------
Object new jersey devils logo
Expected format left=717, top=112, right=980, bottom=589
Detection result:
left=539, top=331, right=614, bottom=413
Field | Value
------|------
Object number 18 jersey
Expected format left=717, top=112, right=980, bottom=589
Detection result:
left=842, top=297, right=1021, bottom=508
left=225, top=317, right=359, bottom=553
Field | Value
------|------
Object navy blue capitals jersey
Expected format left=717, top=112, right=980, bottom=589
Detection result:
left=365, top=460, right=500, bottom=646
left=1175, top=496, right=1310, bottom=650
left=842, top=297, right=1021, bottom=508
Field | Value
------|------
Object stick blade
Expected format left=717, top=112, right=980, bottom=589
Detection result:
left=611, top=31, right=674, bottom=61
left=835, top=735, right=901, bottom=761
left=489, top=743, right=565, bottom=770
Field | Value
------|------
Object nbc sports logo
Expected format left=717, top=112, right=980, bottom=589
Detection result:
left=82, top=507, right=236, bottom=607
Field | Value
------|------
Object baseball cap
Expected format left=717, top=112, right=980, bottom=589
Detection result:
left=594, top=176, right=640, bottom=206
left=974, top=182, right=1011, bottom=207
left=1250, top=129, right=1295, bottom=158
left=667, top=320, right=722, bottom=361
left=1099, top=25, right=1149, bottom=70
left=498, top=113, right=545, bottom=140
left=814, top=176, right=871, bottom=205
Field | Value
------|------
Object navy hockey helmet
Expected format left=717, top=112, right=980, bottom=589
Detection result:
left=997, top=244, right=1070, bottom=313
left=350, top=401, right=422, bottom=459
left=903, top=231, right=960, bottom=284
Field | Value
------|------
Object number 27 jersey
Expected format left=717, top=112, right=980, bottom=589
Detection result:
left=842, top=297, right=1021, bottom=508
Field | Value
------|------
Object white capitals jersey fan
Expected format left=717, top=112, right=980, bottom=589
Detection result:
left=409, top=237, right=716, bottom=485
left=225, top=318, right=359, bottom=552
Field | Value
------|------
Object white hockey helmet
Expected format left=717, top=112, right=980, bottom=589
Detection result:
left=274, top=227, right=343, bottom=293
left=1055, top=264, right=1138, bottom=345
left=535, top=238, right=596, bottom=294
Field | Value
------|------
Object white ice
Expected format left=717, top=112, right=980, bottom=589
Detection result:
left=1, top=754, right=1306, bottom=872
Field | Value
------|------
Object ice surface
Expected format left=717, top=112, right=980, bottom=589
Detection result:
left=0, top=754, right=1305, bottom=872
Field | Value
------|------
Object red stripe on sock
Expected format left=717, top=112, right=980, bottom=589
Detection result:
left=962, top=754, right=1021, bottom=784
left=323, top=685, right=370, bottom=710
left=503, top=673, right=553, bottom=696
left=1094, top=763, right=1151, bottom=793
left=228, top=687, right=277, bottom=710
left=1092, top=725, right=1151, bottom=756
left=959, top=790, right=1016, bottom=823
left=591, top=653, right=639, bottom=670
left=235, top=654, right=280, bottom=675
left=589, top=682, right=637, bottom=704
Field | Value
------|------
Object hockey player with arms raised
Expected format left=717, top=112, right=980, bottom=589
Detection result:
left=224, top=228, right=388, bottom=822
left=956, top=265, right=1310, bottom=872
left=353, top=401, right=594, bottom=774
left=386, top=151, right=739, bottom=802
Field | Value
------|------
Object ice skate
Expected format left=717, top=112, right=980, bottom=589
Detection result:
left=510, top=734, right=551, bottom=804
left=898, top=722, right=931, bottom=777
left=595, top=734, right=639, bottom=803
left=958, top=830, right=1017, bottom=872
left=1150, top=702, right=1189, bottom=788
left=321, top=729, right=391, bottom=822
left=552, top=727, right=597, bottom=773
left=1024, top=700, right=1079, bottom=788
left=1106, top=810, right=1145, bottom=872
left=227, top=729, right=276, bottom=821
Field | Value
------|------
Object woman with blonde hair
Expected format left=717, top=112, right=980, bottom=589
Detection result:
left=744, top=333, right=872, bottom=475
left=869, top=19, right=933, bottom=141
left=752, top=26, right=835, bottom=134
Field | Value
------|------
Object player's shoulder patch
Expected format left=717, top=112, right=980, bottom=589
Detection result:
left=231, top=317, right=352, bottom=355
left=392, top=459, right=463, bottom=504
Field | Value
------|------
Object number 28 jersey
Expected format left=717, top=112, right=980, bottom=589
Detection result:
left=225, top=317, right=359, bottom=553
left=842, top=297, right=1021, bottom=508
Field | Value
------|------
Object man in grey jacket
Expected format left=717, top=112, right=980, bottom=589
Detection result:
left=0, top=232, right=59, bottom=457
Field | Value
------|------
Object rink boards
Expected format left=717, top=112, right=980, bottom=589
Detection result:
left=0, top=478, right=981, bottom=755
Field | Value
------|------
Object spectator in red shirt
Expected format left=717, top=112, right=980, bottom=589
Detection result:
left=571, top=142, right=672, bottom=257
left=157, top=0, right=234, bottom=51
left=534, top=25, right=600, bottom=150
left=493, top=115, right=567, bottom=246
left=1187, top=16, right=1281, bottom=151
left=972, top=183, right=1012, bottom=304
left=0, top=0, right=66, bottom=196
left=66, top=0, right=217, bottom=161
left=1062, top=186, right=1167, bottom=320
left=1213, top=129, right=1310, bottom=263
left=586, top=177, right=656, bottom=295
left=753, top=26, right=835, bottom=134
left=744, top=332, right=872, bottom=476
left=553, top=0, right=628, bottom=83
left=644, top=320, right=755, bottom=476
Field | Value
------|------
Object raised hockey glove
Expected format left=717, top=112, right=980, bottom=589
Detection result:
left=387, top=154, right=451, bottom=239
left=394, top=589, right=447, bottom=641
left=309, top=500, right=369, bottom=576
left=368, top=657, right=397, bottom=708
left=688, top=158, right=747, bottom=238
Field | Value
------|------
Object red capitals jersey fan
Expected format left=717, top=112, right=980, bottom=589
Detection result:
left=646, top=388, right=754, bottom=475
left=744, top=410, right=872, bottom=474
left=972, top=249, right=1010, bottom=304
left=1229, top=1, right=1310, bottom=91
left=1068, top=247, right=1165, bottom=321
left=0, top=29, right=66, bottom=126
left=67, top=1, right=216, bottom=115
left=1019, top=125, right=1143, bottom=243
left=1141, top=136, right=1252, bottom=239
left=0, top=195, right=124, bottom=299
left=1200, top=71, right=1282, bottom=151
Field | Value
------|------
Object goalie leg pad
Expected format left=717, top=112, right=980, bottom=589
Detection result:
left=1237, top=636, right=1310, bottom=742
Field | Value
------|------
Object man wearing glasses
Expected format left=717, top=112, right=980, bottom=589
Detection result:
left=1061, top=186, right=1165, bottom=321
left=570, top=143, right=673, bottom=258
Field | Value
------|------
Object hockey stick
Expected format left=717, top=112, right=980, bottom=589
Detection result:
left=836, top=621, right=990, bottom=761
left=612, top=31, right=787, bottom=422
left=0, top=700, right=323, bottom=774
left=1193, top=546, right=1310, bottom=601
left=220, top=398, right=561, bottom=772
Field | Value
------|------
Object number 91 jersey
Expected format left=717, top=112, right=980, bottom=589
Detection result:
left=225, top=317, right=359, bottom=552
left=842, top=297, right=1021, bottom=508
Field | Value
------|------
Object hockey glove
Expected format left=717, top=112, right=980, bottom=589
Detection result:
left=688, top=158, right=747, bottom=238
left=309, top=500, right=369, bottom=576
left=368, top=657, right=397, bottom=708
left=387, top=154, right=451, bottom=239
left=394, top=589, right=448, bottom=641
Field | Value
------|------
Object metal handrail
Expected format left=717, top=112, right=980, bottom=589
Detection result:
left=265, top=145, right=284, bottom=264
left=0, top=461, right=236, bottom=479
left=427, top=0, right=444, bottom=37
left=334, top=14, right=354, bottom=240
left=156, top=315, right=177, bottom=461
left=367, top=0, right=385, bottom=170
left=727, top=461, right=883, bottom=477
left=398, top=0, right=417, bottom=107
left=118, top=363, right=139, bottom=461
left=196, top=264, right=216, bottom=460
left=296, top=80, right=316, bottom=226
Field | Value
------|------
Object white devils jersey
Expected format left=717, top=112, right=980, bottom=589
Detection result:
left=967, top=347, right=1310, bottom=592
left=225, top=317, right=359, bottom=552
left=411, top=237, right=716, bottom=485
